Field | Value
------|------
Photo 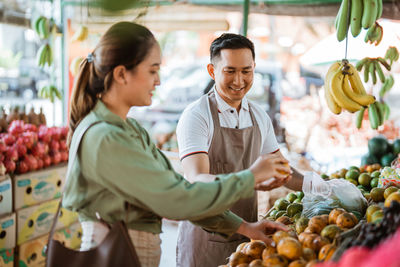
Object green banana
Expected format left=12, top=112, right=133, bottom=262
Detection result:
left=336, top=0, right=350, bottom=41
left=46, top=44, right=53, bottom=66
left=369, top=61, right=377, bottom=84
left=355, top=106, right=366, bottom=129
left=362, top=0, right=378, bottom=29
left=382, top=102, right=390, bottom=120
left=374, top=61, right=385, bottom=83
left=375, top=101, right=385, bottom=126
left=379, top=74, right=394, bottom=98
left=38, top=17, right=49, bottom=39
left=364, top=60, right=370, bottom=83
left=36, top=44, right=46, bottom=67
left=365, top=22, right=383, bottom=45
left=356, top=57, right=368, bottom=71
left=376, top=0, right=383, bottom=20
left=385, top=46, right=400, bottom=66
left=34, top=16, right=45, bottom=37
left=368, top=102, right=379, bottom=129
left=350, top=0, right=363, bottom=37
left=377, top=57, right=391, bottom=71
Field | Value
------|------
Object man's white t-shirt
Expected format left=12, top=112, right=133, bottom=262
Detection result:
left=177, top=88, right=279, bottom=160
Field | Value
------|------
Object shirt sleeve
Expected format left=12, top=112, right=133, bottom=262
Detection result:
left=176, top=103, right=209, bottom=160
left=92, top=129, right=255, bottom=222
left=259, top=109, right=279, bottom=154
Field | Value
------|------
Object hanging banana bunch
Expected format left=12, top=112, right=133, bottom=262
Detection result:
left=384, top=46, right=400, bottom=66
left=33, top=16, right=50, bottom=40
left=355, top=57, right=391, bottom=84
left=379, top=74, right=394, bottom=99
left=36, top=43, right=53, bottom=68
left=38, top=85, right=62, bottom=103
left=71, top=25, right=89, bottom=42
left=364, top=22, right=383, bottom=45
left=335, top=0, right=383, bottom=41
left=69, top=56, right=84, bottom=76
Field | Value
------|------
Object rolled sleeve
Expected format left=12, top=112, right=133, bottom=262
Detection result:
left=191, top=210, right=243, bottom=238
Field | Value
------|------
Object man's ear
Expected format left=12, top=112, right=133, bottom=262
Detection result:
left=207, top=63, right=215, bottom=80
left=113, top=65, right=127, bottom=85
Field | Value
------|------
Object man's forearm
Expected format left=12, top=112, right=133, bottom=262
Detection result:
left=284, top=167, right=304, bottom=191
left=186, top=173, right=217, bottom=183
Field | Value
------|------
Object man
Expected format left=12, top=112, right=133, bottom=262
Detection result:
left=176, top=33, right=304, bottom=266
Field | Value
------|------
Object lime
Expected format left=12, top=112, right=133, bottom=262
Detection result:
left=286, top=192, right=298, bottom=203
left=275, top=210, right=286, bottom=219
left=366, top=204, right=381, bottom=222
left=357, top=185, right=368, bottom=192
left=370, top=178, right=379, bottom=188
left=296, top=191, right=304, bottom=199
left=370, top=187, right=385, bottom=202
left=274, top=198, right=290, bottom=211
left=384, top=186, right=399, bottom=199
left=293, top=198, right=302, bottom=204
left=292, top=212, right=302, bottom=222
left=371, top=210, right=384, bottom=224
left=321, top=173, right=329, bottom=179
left=347, top=179, right=358, bottom=186
left=348, top=166, right=361, bottom=173
left=358, top=173, right=371, bottom=187
left=346, top=169, right=360, bottom=180
left=270, top=210, right=279, bottom=218
left=363, top=192, right=371, bottom=200
left=371, top=171, right=381, bottom=179
left=339, top=168, right=348, bottom=178
left=287, top=203, right=303, bottom=217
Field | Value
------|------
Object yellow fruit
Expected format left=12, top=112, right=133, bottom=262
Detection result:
left=228, top=252, right=251, bottom=266
left=307, top=216, right=328, bottom=234
left=384, top=191, right=400, bottom=208
left=366, top=205, right=382, bottom=223
left=236, top=242, right=249, bottom=252
left=295, top=217, right=309, bottom=234
left=262, top=246, right=277, bottom=260
left=245, top=240, right=266, bottom=259
left=321, top=225, right=342, bottom=242
left=277, top=237, right=303, bottom=260
left=370, top=188, right=385, bottom=202
left=249, top=259, right=264, bottom=267
left=318, top=244, right=336, bottom=261
left=384, top=186, right=399, bottom=199
left=312, top=236, right=330, bottom=253
left=336, top=213, right=357, bottom=229
left=370, top=210, right=384, bottom=224
left=329, top=208, right=346, bottom=224
left=273, top=230, right=291, bottom=245
left=302, top=247, right=317, bottom=262
left=288, top=259, right=307, bottom=267
left=262, top=253, right=288, bottom=267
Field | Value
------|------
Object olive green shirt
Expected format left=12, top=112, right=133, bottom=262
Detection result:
left=63, top=101, right=255, bottom=237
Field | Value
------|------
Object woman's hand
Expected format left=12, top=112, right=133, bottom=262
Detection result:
left=236, top=220, right=289, bottom=246
left=254, top=175, right=291, bottom=191
left=249, top=154, right=292, bottom=185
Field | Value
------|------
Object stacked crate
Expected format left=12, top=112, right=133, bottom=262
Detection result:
left=0, top=164, right=82, bottom=267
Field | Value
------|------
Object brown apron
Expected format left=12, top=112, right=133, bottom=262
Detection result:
left=176, top=91, right=262, bottom=267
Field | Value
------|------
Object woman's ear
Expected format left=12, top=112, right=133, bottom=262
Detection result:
left=113, top=65, right=127, bottom=85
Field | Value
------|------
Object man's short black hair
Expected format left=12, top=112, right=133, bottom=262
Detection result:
left=210, top=33, right=255, bottom=62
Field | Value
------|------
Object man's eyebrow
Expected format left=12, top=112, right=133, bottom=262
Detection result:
left=224, top=66, right=253, bottom=70
left=151, top=63, right=161, bottom=67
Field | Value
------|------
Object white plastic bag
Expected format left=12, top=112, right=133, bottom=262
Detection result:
left=302, top=172, right=368, bottom=218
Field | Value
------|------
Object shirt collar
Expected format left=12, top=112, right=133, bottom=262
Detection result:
left=213, top=87, right=249, bottom=112
left=93, top=100, right=127, bottom=128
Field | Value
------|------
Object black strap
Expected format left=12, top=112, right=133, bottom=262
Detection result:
left=46, top=121, right=101, bottom=252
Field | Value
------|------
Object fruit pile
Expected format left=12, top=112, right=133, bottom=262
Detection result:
left=264, top=192, right=304, bottom=225
left=0, top=120, right=68, bottom=175
left=361, top=136, right=399, bottom=167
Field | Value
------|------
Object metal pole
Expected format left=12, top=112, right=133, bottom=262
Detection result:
left=61, top=0, right=68, bottom=125
left=241, top=0, right=249, bottom=37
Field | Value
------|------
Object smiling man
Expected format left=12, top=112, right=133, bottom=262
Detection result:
left=176, top=33, right=303, bottom=266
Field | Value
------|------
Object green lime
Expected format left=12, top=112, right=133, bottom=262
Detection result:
left=339, top=168, right=348, bottom=178
left=274, top=198, right=290, bottom=211
left=347, top=179, right=358, bottom=186
left=346, top=169, right=360, bottom=180
left=321, top=173, right=329, bottom=179
left=269, top=210, right=278, bottom=218
left=293, top=198, right=302, bottom=204
left=296, top=191, right=304, bottom=199
left=370, top=178, right=379, bottom=188
left=384, top=186, right=399, bottom=199
left=348, top=166, right=361, bottom=173
left=370, top=187, right=385, bottom=202
left=287, top=203, right=303, bottom=217
left=286, top=192, right=298, bottom=203
left=358, top=173, right=372, bottom=187
left=357, top=185, right=368, bottom=192
left=292, top=212, right=302, bottom=222
left=371, top=171, right=381, bottom=179
left=363, top=192, right=371, bottom=200
left=274, top=210, right=286, bottom=219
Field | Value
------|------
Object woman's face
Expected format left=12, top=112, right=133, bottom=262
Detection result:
left=121, top=43, right=161, bottom=107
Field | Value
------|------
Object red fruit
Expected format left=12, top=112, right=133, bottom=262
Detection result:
left=38, top=130, right=51, bottom=143
left=3, top=134, right=16, bottom=146
left=0, top=140, right=6, bottom=153
left=16, top=144, right=27, bottom=158
left=51, top=127, right=61, bottom=141
left=61, top=126, right=69, bottom=139
left=16, top=160, right=29, bottom=174
left=22, top=132, right=37, bottom=149
left=37, top=158, right=44, bottom=169
left=4, top=159, right=16, bottom=174
left=51, top=151, right=61, bottom=165
left=25, top=155, right=38, bottom=171
left=24, top=124, right=38, bottom=132
left=0, top=153, right=4, bottom=162
left=6, top=146, right=18, bottom=161
left=50, top=140, right=60, bottom=151
left=43, top=155, right=51, bottom=167
left=60, top=151, right=68, bottom=162
left=59, top=140, right=67, bottom=151
left=31, top=142, right=45, bottom=158
left=8, top=120, right=25, bottom=136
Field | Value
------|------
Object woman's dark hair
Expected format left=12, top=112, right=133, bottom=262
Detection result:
left=68, top=21, right=156, bottom=145
left=209, top=33, right=255, bottom=63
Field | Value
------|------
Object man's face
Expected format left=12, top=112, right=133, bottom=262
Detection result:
left=208, top=48, right=255, bottom=107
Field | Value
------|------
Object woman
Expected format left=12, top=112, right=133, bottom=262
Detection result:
left=63, top=21, right=291, bottom=267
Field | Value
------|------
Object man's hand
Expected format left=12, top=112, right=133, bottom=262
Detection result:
left=236, top=220, right=289, bottom=247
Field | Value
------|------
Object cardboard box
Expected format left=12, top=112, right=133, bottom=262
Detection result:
left=0, top=213, right=16, bottom=250
left=54, top=222, right=82, bottom=250
left=17, top=235, right=47, bottom=267
left=0, top=177, right=12, bottom=216
left=0, top=248, right=14, bottom=267
left=17, top=199, right=78, bottom=245
left=13, top=164, right=68, bottom=210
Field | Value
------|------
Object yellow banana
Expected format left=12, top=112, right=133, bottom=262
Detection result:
left=329, top=68, right=363, bottom=113
left=71, top=25, right=89, bottom=42
left=350, top=0, right=363, bottom=37
left=69, top=56, right=84, bottom=76
left=324, top=62, right=342, bottom=114
left=343, top=75, right=375, bottom=106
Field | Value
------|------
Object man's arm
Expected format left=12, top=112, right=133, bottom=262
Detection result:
left=181, top=153, right=216, bottom=183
